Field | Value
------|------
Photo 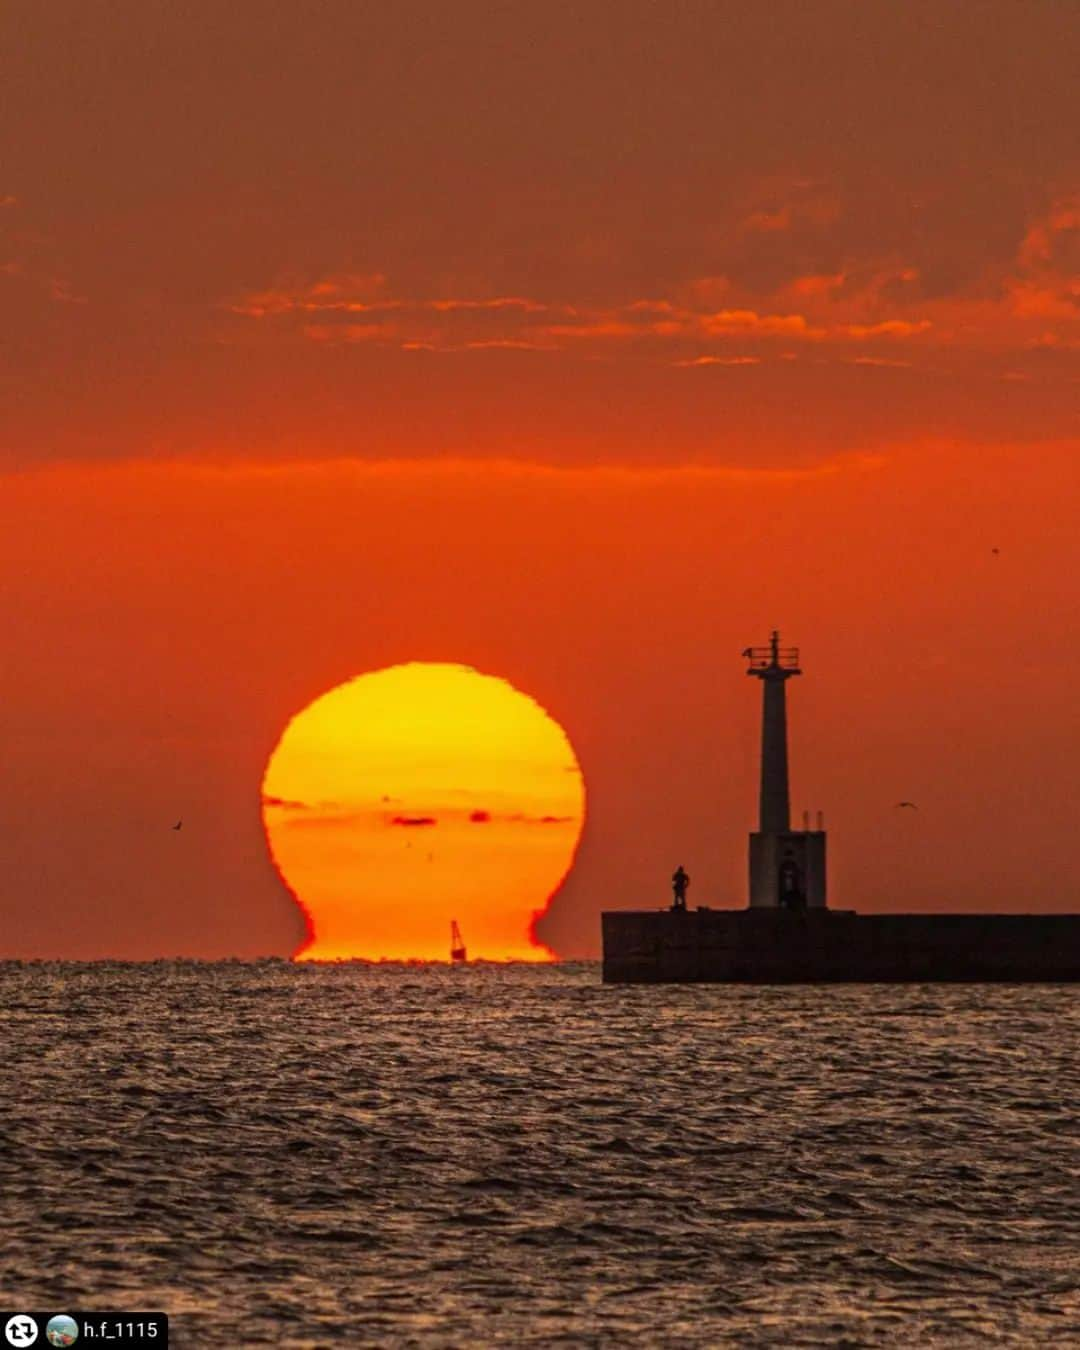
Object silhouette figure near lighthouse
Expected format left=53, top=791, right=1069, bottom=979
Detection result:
left=672, top=865, right=690, bottom=910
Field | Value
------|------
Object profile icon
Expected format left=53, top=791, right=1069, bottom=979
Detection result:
left=44, top=1320, right=77, bottom=1348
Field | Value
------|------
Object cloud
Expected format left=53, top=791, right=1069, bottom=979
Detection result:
left=1007, top=283, right=1080, bottom=320
left=503, top=812, right=578, bottom=825
left=699, top=309, right=821, bottom=338
left=427, top=297, right=549, bottom=314
left=464, top=338, right=553, bottom=351
left=1016, top=197, right=1080, bottom=270
left=994, top=194, right=1080, bottom=327
left=465, top=807, right=576, bottom=825
left=256, top=287, right=943, bottom=360
left=231, top=272, right=388, bottom=316
left=673, top=355, right=762, bottom=367
left=788, top=272, right=846, bottom=298
left=230, top=278, right=554, bottom=322
left=535, top=319, right=643, bottom=340
left=261, top=795, right=311, bottom=810
left=390, top=814, right=438, bottom=827
left=221, top=189, right=1078, bottom=370
left=841, top=320, right=932, bottom=339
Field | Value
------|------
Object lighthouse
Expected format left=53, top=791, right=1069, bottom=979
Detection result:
left=602, top=631, right=1080, bottom=982
left=743, top=632, right=827, bottom=909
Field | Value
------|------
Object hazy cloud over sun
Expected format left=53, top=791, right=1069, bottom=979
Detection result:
left=260, top=795, right=311, bottom=811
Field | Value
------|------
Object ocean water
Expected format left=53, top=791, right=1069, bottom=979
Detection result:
left=1, top=962, right=1077, bottom=1347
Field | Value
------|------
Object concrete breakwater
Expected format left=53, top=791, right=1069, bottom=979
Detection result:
left=602, top=909, right=1080, bottom=983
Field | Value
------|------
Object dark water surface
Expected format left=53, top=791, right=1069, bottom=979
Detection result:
left=1, top=963, right=1077, bottom=1346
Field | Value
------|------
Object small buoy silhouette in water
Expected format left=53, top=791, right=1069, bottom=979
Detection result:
left=450, top=920, right=467, bottom=963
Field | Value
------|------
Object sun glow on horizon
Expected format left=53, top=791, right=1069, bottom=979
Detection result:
left=261, top=663, right=585, bottom=960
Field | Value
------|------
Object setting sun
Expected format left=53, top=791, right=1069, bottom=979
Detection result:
left=261, top=662, right=586, bottom=960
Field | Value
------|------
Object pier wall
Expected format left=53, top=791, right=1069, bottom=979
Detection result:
left=601, top=909, right=1080, bottom=983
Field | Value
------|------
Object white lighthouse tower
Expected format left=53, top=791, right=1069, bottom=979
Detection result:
left=743, top=632, right=827, bottom=909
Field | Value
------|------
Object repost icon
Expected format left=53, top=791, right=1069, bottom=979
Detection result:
left=5, top=1316, right=37, bottom=1348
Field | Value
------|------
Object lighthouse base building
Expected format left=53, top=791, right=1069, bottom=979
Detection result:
left=749, top=829, right=827, bottom=910
left=601, top=633, right=1080, bottom=983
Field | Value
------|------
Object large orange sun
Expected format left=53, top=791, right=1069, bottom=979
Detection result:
left=262, top=663, right=586, bottom=960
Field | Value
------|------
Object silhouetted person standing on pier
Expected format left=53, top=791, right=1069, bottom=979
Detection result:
left=672, top=865, right=690, bottom=910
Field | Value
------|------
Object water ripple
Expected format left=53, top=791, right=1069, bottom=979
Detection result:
left=1, top=963, right=1077, bottom=1346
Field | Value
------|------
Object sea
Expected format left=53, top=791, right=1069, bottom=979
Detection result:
left=1, top=962, right=1076, bottom=1347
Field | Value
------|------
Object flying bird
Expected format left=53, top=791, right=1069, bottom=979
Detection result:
left=894, top=801, right=918, bottom=810
left=991, top=547, right=1000, bottom=555
left=172, top=820, right=183, bottom=830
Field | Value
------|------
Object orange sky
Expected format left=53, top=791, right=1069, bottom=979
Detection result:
left=1, top=3, right=1078, bottom=956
